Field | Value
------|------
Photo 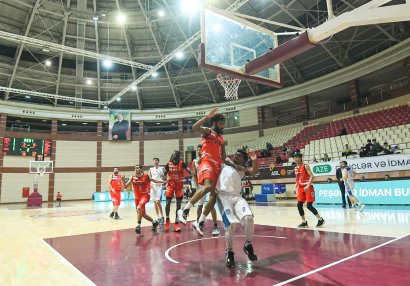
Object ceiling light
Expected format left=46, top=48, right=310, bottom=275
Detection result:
left=152, top=71, right=159, bottom=78
left=45, top=60, right=51, bottom=67
left=42, top=48, right=49, bottom=52
left=103, top=106, right=108, bottom=109
left=86, top=79, right=93, bottom=85
left=82, top=122, right=88, bottom=125
left=116, top=13, right=126, bottom=25
left=92, top=15, right=99, bottom=21
left=103, top=59, right=113, bottom=68
left=61, top=123, right=67, bottom=126
left=171, top=123, right=176, bottom=126
left=101, top=13, right=107, bottom=17
left=181, top=0, right=200, bottom=14
left=131, top=85, right=137, bottom=91
left=158, top=10, right=165, bottom=17
left=42, top=119, right=47, bottom=122
left=116, top=97, right=121, bottom=101
left=175, top=51, right=184, bottom=59
left=25, top=95, right=31, bottom=99
left=156, top=122, right=161, bottom=125
left=69, top=101, right=74, bottom=104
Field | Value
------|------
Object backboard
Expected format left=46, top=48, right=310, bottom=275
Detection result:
left=199, top=7, right=281, bottom=88
left=29, top=161, right=53, bottom=174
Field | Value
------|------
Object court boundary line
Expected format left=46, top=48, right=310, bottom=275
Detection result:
left=40, top=239, right=96, bottom=286
left=165, top=234, right=287, bottom=264
left=274, top=233, right=410, bottom=286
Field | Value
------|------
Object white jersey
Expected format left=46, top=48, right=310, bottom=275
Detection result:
left=149, top=166, right=164, bottom=181
left=342, top=166, right=354, bottom=190
left=217, top=164, right=246, bottom=195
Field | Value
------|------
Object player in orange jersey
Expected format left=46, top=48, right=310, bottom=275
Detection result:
left=178, top=108, right=235, bottom=235
left=293, top=153, right=325, bottom=228
left=164, top=151, right=192, bottom=232
left=108, top=167, right=125, bottom=220
left=126, top=165, right=166, bottom=234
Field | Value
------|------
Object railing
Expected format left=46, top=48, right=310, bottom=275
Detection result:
left=309, top=102, right=353, bottom=120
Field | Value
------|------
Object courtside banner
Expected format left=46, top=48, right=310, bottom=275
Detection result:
left=309, top=154, right=410, bottom=177
left=315, top=180, right=410, bottom=204
left=252, top=165, right=295, bottom=179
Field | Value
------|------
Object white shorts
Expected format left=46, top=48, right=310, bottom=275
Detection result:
left=150, top=184, right=163, bottom=201
left=216, top=193, right=253, bottom=229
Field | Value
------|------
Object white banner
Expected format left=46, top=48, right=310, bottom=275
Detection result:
left=309, top=154, right=410, bottom=177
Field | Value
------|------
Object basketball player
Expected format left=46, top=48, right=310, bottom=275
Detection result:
left=178, top=108, right=234, bottom=233
left=164, top=150, right=192, bottom=232
left=108, top=167, right=125, bottom=220
left=126, top=165, right=166, bottom=234
left=293, top=153, right=325, bottom=228
left=217, top=149, right=258, bottom=268
left=192, top=144, right=221, bottom=236
left=149, top=158, right=165, bottom=224
left=56, top=192, right=62, bottom=207
left=339, top=161, right=365, bottom=211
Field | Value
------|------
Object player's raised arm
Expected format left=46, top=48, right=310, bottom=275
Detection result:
left=192, top=107, right=219, bottom=135
left=244, top=151, right=259, bottom=177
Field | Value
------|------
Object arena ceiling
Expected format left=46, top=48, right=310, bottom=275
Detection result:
left=0, top=0, right=408, bottom=110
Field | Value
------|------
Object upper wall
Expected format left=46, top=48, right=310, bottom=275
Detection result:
left=144, top=139, right=179, bottom=166
left=55, top=141, right=97, bottom=168
left=239, top=108, right=258, bottom=127
left=101, top=141, right=139, bottom=167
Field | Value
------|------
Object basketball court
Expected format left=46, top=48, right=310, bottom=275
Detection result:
left=1, top=201, right=409, bottom=285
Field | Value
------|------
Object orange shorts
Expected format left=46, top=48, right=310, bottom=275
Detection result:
left=166, top=181, right=184, bottom=198
left=197, top=160, right=221, bottom=185
left=110, top=189, right=122, bottom=206
left=135, top=194, right=150, bottom=216
left=297, top=186, right=315, bottom=203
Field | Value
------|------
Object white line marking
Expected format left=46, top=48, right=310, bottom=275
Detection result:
left=274, top=233, right=410, bottom=286
left=165, top=234, right=287, bottom=264
left=40, top=239, right=96, bottom=286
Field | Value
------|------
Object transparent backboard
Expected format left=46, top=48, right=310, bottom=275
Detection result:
left=29, top=161, right=53, bottom=174
left=200, top=7, right=281, bottom=87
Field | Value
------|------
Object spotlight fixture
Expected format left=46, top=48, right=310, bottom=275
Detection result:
left=45, top=60, right=51, bottom=67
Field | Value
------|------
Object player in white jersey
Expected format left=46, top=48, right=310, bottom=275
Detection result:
left=149, top=158, right=166, bottom=224
left=192, top=144, right=220, bottom=236
left=216, top=149, right=259, bottom=268
left=339, top=161, right=365, bottom=212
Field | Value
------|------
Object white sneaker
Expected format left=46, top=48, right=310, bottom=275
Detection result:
left=177, top=209, right=188, bottom=225
left=212, top=226, right=221, bottom=237
left=192, top=220, right=204, bottom=236
left=359, top=204, right=365, bottom=212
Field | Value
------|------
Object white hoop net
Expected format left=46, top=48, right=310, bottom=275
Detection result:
left=38, top=166, right=46, bottom=177
left=217, top=74, right=241, bottom=100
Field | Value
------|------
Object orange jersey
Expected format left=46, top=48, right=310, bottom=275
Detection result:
left=56, top=194, right=62, bottom=199
left=131, top=174, right=150, bottom=196
left=166, top=161, right=186, bottom=183
left=110, top=174, right=123, bottom=191
left=294, top=164, right=311, bottom=187
left=201, top=129, right=225, bottom=165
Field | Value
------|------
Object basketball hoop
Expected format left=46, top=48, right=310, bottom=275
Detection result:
left=38, top=166, right=46, bottom=177
left=217, top=74, right=241, bottom=101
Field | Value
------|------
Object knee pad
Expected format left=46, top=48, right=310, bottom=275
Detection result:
left=297, top=202, right=305, bottom=216
left=307, top=202, right=318, bottom=215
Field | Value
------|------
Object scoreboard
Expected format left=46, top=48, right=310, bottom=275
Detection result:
left=2, top=137, right=51, bottom=158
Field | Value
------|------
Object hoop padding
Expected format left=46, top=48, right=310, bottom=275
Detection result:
left=217, top=74, right=241, bottom=101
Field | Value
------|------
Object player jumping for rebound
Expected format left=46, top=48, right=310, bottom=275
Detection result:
left=294, top=153, right=325, bottom=228
left=192, top=144, right=221, bottom=236
left=164, top=151, right=192, bottom=232
left=149, top=158, right=166, bottom=224
left=178, top=108, right=231, bottom=234
left=108, top=167, right=125, bottom=220
left=339, top=161, right=365, bottom=211
left=126, top=165, right=166, bottom=234
left=217, top=149, right=259, bottom=268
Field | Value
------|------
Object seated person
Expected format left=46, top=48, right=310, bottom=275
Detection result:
left=342, top=144, right=357, bottom=158
left=312, top=157, right=318, bottom=163
left=368, top=145, right=378, bottom=157
left=372, top=139, right=382, bottom=153
left=322, top=153, right=331, bottom=162
left=359, top=146, right=368, bottom=157
left=275, top=154, right=283, bottom=164
left=339, top=127, right=347, bottom=136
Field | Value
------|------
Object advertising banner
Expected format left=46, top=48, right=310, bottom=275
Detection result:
left=315, top=180, right=410, bottom=204
left=310, top=154, right=410, bottom=177
left=252, top=165, right=295, bottom=180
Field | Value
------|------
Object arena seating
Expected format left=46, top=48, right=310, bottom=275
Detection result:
left=228, top=103, right=410, bottom=165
